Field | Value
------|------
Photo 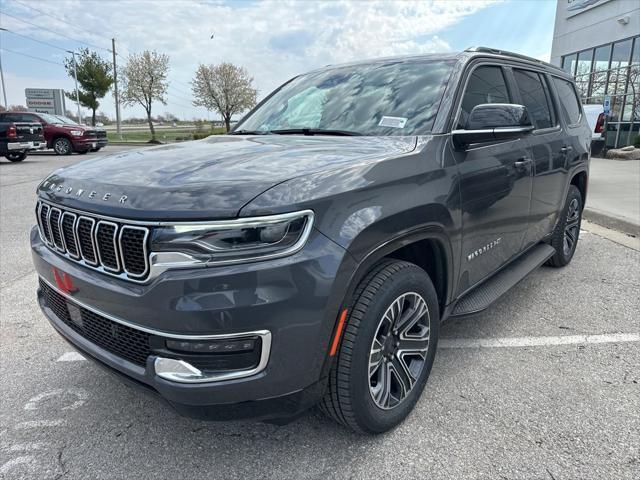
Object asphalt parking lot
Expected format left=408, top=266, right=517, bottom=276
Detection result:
left=1, top=146, right=639, bottom=479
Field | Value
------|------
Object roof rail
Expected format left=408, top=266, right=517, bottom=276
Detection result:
left=465, top=46, right=564, bottom=72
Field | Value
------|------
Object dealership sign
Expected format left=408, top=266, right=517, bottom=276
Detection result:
left=566, top=0, right=611, bottom=18
left=24, top=88, right=66, bottom=115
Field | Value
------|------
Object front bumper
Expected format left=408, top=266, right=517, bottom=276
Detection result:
left=31, top=226, right=354, bottom=420
left=72, top=137, right=108, bottom=151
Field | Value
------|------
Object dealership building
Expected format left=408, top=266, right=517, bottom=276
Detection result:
left=551, top=0, right=640, bottom=148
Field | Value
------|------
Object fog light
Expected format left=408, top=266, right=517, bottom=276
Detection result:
left=165, top=338, right=256, bottom=353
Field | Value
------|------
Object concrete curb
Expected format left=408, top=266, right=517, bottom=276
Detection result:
left=583, top=208, right=639, bottom=237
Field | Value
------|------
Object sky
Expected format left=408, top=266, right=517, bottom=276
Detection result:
left=0, top=0, right=558, bottom=121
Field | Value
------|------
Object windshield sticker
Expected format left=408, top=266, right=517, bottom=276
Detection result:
left=378, top=116, right=407, bottom=128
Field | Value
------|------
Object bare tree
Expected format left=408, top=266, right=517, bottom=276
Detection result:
left=191, top=63, right=257, bottom=132
left=120, top=51, right=170, bottom=141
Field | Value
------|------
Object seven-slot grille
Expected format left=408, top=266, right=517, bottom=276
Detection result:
left=36, top=201, right=150, bottom=280
left=39, top=279, right=151, bottom=367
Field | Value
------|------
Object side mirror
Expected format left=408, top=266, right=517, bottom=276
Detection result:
left=452, top=103, right=534, bottom=149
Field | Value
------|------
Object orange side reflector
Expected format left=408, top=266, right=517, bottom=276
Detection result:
left=329, top=309, right=348, bottom=357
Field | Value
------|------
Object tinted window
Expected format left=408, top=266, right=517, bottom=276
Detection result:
left=513, top=69, right=555, bottom=129
left=236, top=60, right=455, bottom=136
left=458, top=66, right=510, bottom=129
left=552, top=77, right=582, bottom=125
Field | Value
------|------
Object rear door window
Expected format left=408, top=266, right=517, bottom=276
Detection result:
left=552, top=77, right=582, bottom=125
left=458, top=65, right=511, bottom=129
left=513, top=69, right=555, bottom=130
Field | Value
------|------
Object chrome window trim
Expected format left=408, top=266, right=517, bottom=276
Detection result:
left=60, top=211, right=80, bottom=260
left=118, top=225, right=150, bottom=278
left=94, top=220, right=121, bottom=273
left=76, top=216, right=99, bottom=266
left=39, top=275, right=272, bottom=383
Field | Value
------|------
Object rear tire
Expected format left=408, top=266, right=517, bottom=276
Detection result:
left=546, top=184, right=582, bottom=267
left=320, top=259, right=440, bottom=434
left=5, top=152, right=27, bottom=162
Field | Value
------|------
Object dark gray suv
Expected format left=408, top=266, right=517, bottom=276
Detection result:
left=31, top=47, right=590, bottom=433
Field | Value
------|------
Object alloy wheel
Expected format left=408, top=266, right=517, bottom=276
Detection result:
left=563, top=198, right=580, bottom=256
left=368, top=292, right=430, bottom=410
left=54, top=138, right=70, bottom=155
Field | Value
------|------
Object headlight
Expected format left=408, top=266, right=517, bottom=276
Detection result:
left=150, top=210, right=314, bottom=265
left=69, top=130, right=83, bottom=136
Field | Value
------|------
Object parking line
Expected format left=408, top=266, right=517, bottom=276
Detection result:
left=56, top=352, right=86, bottom=362
left=439, top=333, right=640, bottom=349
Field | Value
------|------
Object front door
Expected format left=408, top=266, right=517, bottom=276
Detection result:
left=450, top=64, right=534, bottom=291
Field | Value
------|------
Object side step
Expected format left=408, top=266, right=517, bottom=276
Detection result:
left=451, top=243, right=556, bottom=317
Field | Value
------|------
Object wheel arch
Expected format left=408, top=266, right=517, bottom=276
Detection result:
left=570, top=169, right=588, bottom=208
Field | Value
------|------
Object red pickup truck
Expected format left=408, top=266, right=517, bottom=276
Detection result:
left=0, top=112, right=108, bottom=155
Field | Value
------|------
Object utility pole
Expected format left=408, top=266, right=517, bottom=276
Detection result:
left=112, top=38, right=122, bottom=137
left=67, top=50, right=83, bottom=124
left=0, top=51, right=7, bottom=110
left=0, top=29, right=8, bottom=109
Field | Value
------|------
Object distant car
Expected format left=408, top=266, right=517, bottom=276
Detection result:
left=582, top=104, right=605, bottom=156
left=0, top=121, right=45, bottom=162
left=0, top=112, right=108, bottom=155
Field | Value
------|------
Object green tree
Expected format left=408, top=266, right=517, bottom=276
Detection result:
left=64, top=48, right=113, bottom=126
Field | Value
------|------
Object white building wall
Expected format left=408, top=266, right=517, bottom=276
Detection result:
left=550, top=0, right=640, bottom=66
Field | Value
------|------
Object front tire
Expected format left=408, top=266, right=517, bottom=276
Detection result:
left=546, top=184, right=582, bottom=267
left=320, top=260, right=440, bottom=434
left=4, top=152, right=27, bottom=162
left=53, top=137, right=73, bottom=155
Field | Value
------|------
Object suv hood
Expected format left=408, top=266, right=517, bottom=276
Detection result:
left=38, top=135, right=417, bottom=220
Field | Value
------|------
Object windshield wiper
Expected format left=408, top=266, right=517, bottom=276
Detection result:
left=270, top=128, right=362, bottom=136
left=230, top=129, right=273, bottom=135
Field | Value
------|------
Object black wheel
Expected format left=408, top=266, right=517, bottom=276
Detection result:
left=546, top=185, right=582, bottom=267
left=320, top=260, right=440, bottom=434
left=4, top=152, right=27, bottom=162
left=53, top=137, right=73, bottom=155
left=90, top=147, right=101, bottom=152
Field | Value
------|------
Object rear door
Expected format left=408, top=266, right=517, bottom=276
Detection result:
left=450, top=63, right=534, bottom=290
left=507, top=67, right=568, bottom=248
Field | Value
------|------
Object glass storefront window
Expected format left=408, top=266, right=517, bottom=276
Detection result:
left=575, top=49, right=593, bottom=97
left=562, top=53, right=577, bottom=75
left=611, top=39, right=633, bottom=68
left=562, top=36, right=639, bottom=148
left=593, top=45, right=611, bottom=72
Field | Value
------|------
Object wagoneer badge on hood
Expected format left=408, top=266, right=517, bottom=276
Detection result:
left=40, top=180, right=128, bottom=204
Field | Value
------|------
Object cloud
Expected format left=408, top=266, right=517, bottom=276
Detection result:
left=1, top=0, right=500, bottom=118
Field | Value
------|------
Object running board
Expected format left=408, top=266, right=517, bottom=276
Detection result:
left=451, top=243, right=556, bottom=317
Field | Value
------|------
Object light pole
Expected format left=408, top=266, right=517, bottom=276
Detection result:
left=67, top=50, right=83, bottom=124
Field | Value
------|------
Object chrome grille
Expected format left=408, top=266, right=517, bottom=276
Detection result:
left=49, top=208, right=64, bottom=250
left=36, top=201, right=150, bottom=282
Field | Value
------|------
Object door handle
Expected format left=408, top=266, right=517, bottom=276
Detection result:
left=560, top=146, right=573, bottom=153
left=514, top=158, right=531, bottom=170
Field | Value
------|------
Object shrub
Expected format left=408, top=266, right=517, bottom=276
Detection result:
left=633, top=134, right=640, bottom=148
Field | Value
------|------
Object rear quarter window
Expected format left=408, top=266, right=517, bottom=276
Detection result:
left=552, top=77, right=582, bottom=125
left=513, top=69, right=555, bottom=129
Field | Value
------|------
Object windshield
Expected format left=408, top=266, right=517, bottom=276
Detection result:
left=37, top=112, right=65, bottom=124
left=55, top=115, right=79, bottom=125
left=236, top=59, right=455, bottom=136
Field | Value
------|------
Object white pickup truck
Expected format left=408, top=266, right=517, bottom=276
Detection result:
left=582, top=104, right=605, bottom=156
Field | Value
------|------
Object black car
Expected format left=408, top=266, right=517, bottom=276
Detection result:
left=0, top=120, right=45, bottom=162
left=31, top=47, right=590, bottom=433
